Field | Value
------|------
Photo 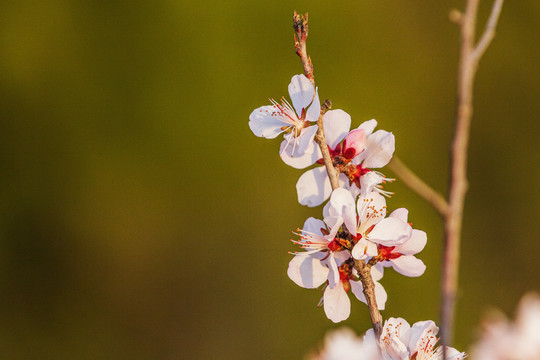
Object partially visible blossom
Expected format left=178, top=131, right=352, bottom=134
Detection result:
left=471, top=293, right=540, bottom=360
left=373, top=208, right=427, bottom=277
left=287, top=217, right=350, bottom=290
left=309, top=327, right=380, bottom=360
left=297, top=118, right=393, bottom=207
left=322, top=260, right=387, bottom=323
left=364, top=317, right=467, bottom=360
left=350, top=192, right=412, bottom=260
left=249, top=74, right=320, bottom=163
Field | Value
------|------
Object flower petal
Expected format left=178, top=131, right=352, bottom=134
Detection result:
left=297, top=167, right=332, bottom=207
left=368, top=217, right=412, bottom=246
left=324, top=282, right=351, bottom=323
left=390, top=255, right=426, bottom=277
left=394, top=229, right=427, bottom=255
left=288, top=74, right=315, bottom=117
left=287, top=254, right=329, bottom=289
left=249, top=105, right=287, bottom=139
left=362, top=130, right=395, bottom=169
left=357, top=119, right=378, bottom=136
left=342, top=129, right=366, bottom=160
left=305, top=87, right=321, bottom=123
left=389, top=208, right=409, bottom=223
left=408, top=320, right=438, bottom=354
left=280, top=134, right=321, bottom=169
left=303, top=217, right=326, bottom=235
left=327, top=254, right=340, bottom=289
left=323, top=110, right=351, bottom=149
left=328, top=188, right=357, bottom=235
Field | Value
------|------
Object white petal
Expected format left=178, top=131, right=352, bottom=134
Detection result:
left=288, top=74, right=315, bottom=117
left=324, top=283, right=351, bottom=323
left=350, top=280, right=366, bottom=303
left=249, top=106, right=287, bottom=139
left=373, top=281, right=387, bottom=310
left=329, top=188, right=357, bottom=235
left=389, top=208, right=409, bottom=223
left=357, top=119, right=378, bottom=136
left=357, top=192, right=387, bottom=226
left=305, top=87, right=321, bottom=122
left=371, top=264, right=384, bottom=281
left=362, top=130, right=395, bottom=169
left=350, top=279, right=386, bottom=310
left=351, top=238, right=376, bottom=260
left=327, top=254, right=340, bottom=289
left=287, top=255, right=329, bottom=289
left=408, top=320, right=439, bottom=353
left=368, top=217, right=412, bottom=246
left=297, top=167, right=332, bottom=207
left=391, top=256, right=426, bottom=277
left=322, top=110, right=351, bottom=149
left=394, top=230, right=427, bottom=255
left=303, top=217, right=326, bottom=235
left=279, top=135, right=320, bottom=169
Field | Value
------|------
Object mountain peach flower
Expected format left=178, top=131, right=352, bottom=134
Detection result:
left=249, top=74, right=320, bottom=163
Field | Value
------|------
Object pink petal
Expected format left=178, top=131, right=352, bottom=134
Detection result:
left=324, top=282, right=351, bottom=323
left=297, top=167, right=332, bottom=207
left=342, top=129, right=366, bottom=160
left=288, top=74, right=315, bottom=117
left=287, top=254, right=329, bottom=289
left=322, top=110, right=351, bottom=150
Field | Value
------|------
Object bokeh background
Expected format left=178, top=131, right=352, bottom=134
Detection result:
left=1, top=0, right=539, bottom=358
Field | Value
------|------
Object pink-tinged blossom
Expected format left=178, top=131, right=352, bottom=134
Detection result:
left=249, top=74, right=320, bottom=163
left=364, top=317, right=467, bottom=360
left=308, top=327, right=380, bottom=360
left=296, top=118, right=393, bottom=207
left=374, top=208, right=427, bottom=277
left=471, top=293, right=540, bottom=360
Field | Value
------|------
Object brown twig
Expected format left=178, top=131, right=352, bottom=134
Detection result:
left=387, top=156, right=449, bottom=216
left=440, top=0, right=504, bottom=355
left=293, top=10, right=382, bottom=338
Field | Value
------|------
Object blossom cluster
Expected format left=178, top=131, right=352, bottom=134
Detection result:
left=310, top=318, right=466, bottom=360
left=249, top=74, right=427, bottom=323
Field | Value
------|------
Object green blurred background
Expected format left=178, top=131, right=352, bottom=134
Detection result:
left=0, top=0, right=539, bottom=358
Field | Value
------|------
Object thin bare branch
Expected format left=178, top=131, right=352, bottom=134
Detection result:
left=441, top=0, right=503, bottom=356
left=388, top=157, right=449, bottom=216
left=473, top=0, right=504, bottom=61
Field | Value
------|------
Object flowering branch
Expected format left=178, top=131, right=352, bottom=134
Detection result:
left=293, top=11, right=383, bottom=338
left=440, top=0, right=504, bottom=355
